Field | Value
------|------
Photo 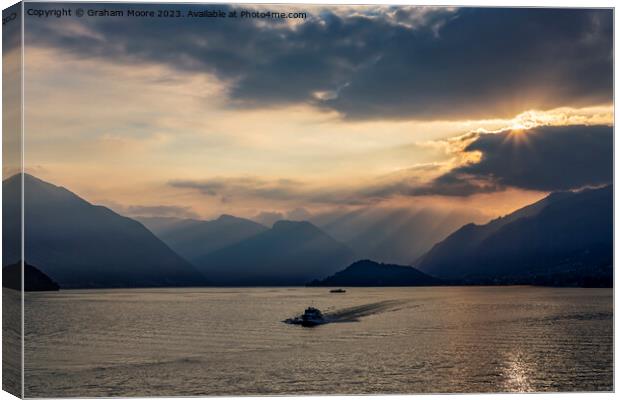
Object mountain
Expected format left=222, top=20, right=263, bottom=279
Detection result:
left=138, top=215, right=267, bottom=263
left=196, top=220, right=356, bottom=285
left=3, top=261, right=60, bottom=291
left=2, top=174, right=209, bottom=288
left=311, top=206, right=489, bottom=265
left=308, top=259, right=443, bottom=286
left=415, top=185, right=612, bottom=286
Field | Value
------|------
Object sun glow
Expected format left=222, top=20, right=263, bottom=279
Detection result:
left=508, top=106, right=613, bottom=131
left=464, top=105, right=613, bottom=135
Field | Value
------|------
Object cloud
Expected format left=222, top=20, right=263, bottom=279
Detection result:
left=124, top=204, right=200, bottom=219
left=251, top=208, right=313, bottom=228
left=169, top=176, right=373, bottom=206
left=25, top=6, right=612, bottom=120
left=169, top=177, right=306, bottom=203
left=416, top=124, right=613, bottom=195
left=324, top=9, right=612, bottom=120
left=168, top=124, right=611, bottom=204
left=286, top=207, right=313, bottom=221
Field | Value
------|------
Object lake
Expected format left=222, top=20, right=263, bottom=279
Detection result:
left=23, top=286, right=612, bottom=396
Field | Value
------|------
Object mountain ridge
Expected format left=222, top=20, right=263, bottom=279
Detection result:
left=308, top=259, right=443, bottom=287
left=3, top=261, right=61, bottom=291
left=3, top=174, right=209, bottom=288
left=415, top=185, right=612, bottom=285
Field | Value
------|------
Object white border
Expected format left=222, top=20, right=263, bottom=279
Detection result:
left=0, top=1, right=616, bottom=400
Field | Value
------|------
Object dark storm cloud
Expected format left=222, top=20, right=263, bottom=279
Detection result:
left=168, top=177, right=369, bottom=206
left=416, top=124, right=613, bottom=195
left=369, top=172, right=502, bottom=197
left=325, top=8, right=613, bottom=120
left=25, top=5, right=612, bottom=120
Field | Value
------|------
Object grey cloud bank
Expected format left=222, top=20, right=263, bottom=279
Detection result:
left=25, top=5, right=612, bottom=120
left=416, top=124, right=613, bottom=196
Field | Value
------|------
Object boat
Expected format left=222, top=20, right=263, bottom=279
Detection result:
left=330, top=288, right=346, bottom=293
left=301, top=307, right=326, bottom=327
left=283, top=307, right=328, bottom=327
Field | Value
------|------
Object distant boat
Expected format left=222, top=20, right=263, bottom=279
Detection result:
left=330, top=288, right=346, bottom=293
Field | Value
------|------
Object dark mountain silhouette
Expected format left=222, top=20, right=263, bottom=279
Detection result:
left=415, top=185, right=612, bottom=286
left=308, top=259, right=443, bottom=286
left=196, top=220, right=356, bottom=285
left=3, top=261, right=60, bottom=291
left=2, top=174, right=208, bottom=288
left=138, top=215, right=267, bottom=263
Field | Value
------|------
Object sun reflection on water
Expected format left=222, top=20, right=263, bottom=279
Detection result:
left=503, top=350, right=534, bottom=392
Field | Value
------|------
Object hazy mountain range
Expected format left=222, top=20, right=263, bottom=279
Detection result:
left=415, top=185, right=613, bottom=286
left=138, top=215, right=267, bottom=264
left=196, top=220, right=356, bottom=286
left=140, top=206, right=486, bottom=267
left=2, top=174, right=612, bottom=288
left=139, top=216, right=356, bottom=285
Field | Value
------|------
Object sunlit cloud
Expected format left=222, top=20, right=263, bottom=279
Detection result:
left=473, top=105, right=613, bottom=132
left=418, top=124, right=612, bottom=196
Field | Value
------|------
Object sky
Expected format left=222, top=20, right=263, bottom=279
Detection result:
left=9, top=4, right=614, bottom=223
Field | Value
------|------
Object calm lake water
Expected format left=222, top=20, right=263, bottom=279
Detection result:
left=23, top=287, right=612, bottom=396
